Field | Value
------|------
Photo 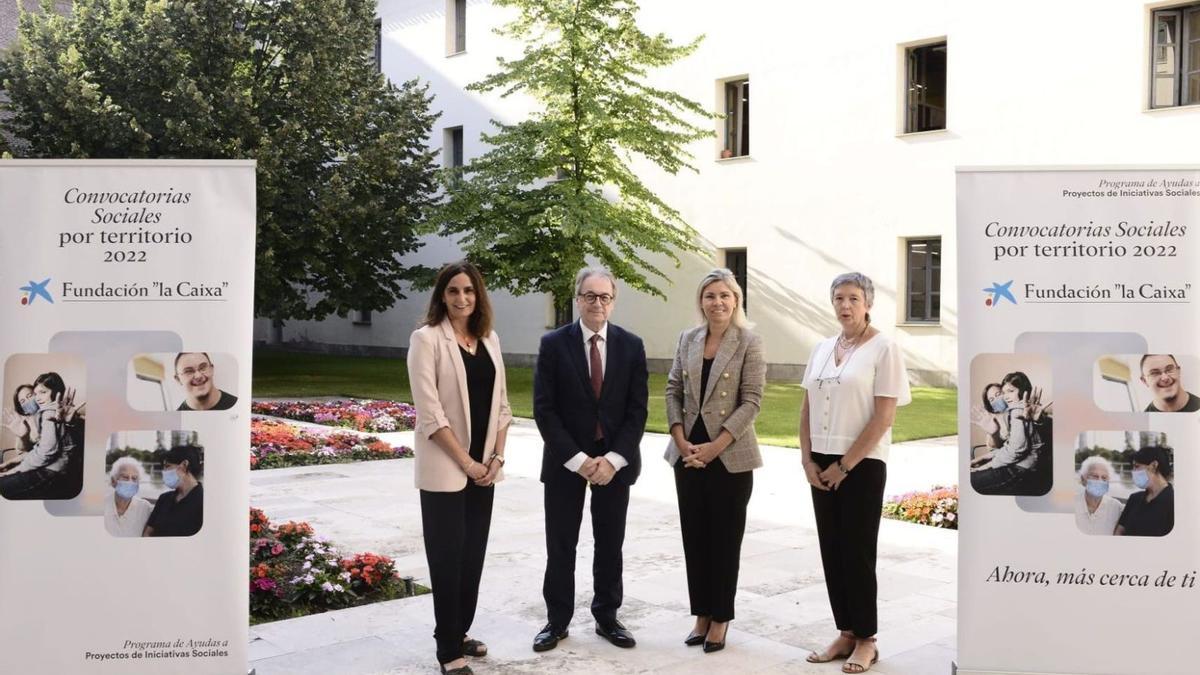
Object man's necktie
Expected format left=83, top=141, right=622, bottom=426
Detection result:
left=590, top=334, right=604, bottom=440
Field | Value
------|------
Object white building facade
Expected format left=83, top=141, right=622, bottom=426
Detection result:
left=256, top=0, right=1200, bottom=386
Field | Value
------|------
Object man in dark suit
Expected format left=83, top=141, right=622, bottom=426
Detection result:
left=532, top=267, right=648, bottom=652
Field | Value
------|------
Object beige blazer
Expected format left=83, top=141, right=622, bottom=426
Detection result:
left=664, top=325, right=765, bottom=473
left=408, top=320, right=512, bottom=491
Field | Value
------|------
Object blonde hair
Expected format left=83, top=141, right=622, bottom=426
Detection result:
left=696, top=268, right=750, bottom=328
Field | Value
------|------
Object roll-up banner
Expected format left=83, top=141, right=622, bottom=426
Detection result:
left=0, top=160, right=255, bottom=673
left=956, top=166, right=1200, bottom=675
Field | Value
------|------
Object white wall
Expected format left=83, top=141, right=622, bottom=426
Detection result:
left=257, top=0, right=1200, bottom=384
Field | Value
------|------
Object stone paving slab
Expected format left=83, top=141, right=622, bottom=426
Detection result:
left=250, top=416, right=958, bottom=674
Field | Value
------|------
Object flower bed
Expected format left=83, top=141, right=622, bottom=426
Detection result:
left=250, top=418, right=412, bottom=470
left=251, top=399, right=416, bottom=433
left=250, top=507, right=425, bottom=624
left=882, top=485, right=958, bottom=529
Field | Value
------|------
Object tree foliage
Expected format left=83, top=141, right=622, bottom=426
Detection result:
left=437, top=0, right=714, bottom=315
left=0, top=0, right=441, bottom=321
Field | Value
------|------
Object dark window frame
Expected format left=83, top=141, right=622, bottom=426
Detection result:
left=444, top=126, right=464, bottom=169
left=905, top=237, right=941, bottom=323
left=374, top=18, right=382, bottom=73
left=724, top=248, right=748, bottom=313
left=721, top=78, right=750, bottom=158
left=1150, top=4, right=1200, bottom=109
left=904, top=41, right=947, bottom=133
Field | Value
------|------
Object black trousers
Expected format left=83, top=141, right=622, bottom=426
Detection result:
left=543, top=458, right=630, bottom=628
left=810, top=452, right=886, bottom=638
left=0, top=467, right=62, bottom=499
left=674, top=458, right=753, bottom=622
left=420, top=482, right=495, bottom=663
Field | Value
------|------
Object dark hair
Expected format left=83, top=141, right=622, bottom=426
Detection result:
left=11, top=384, right=34, bottom=411
left=980, top=383, right=1001, bottom=409
left=422, top=261, right=493, bottom=339
left=1132, top=445, right=1173, bottom=481
left=174, top=352, right=212, bottom=372
left=163, top=444, right=204, bottom=478
left=1000, top=371, right=1032, bottom=400
left=1139, top=354, right=1178, bottom=374
left=32, top=372, right=66, bottom=403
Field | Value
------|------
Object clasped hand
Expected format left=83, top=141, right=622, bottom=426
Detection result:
left=577, top=456, right=616, bottom=485
left=804, top=460, right=848, bottom=491
left=464, top=457, right=501, bottom=486
left=679, top=441, right=720, bottom=469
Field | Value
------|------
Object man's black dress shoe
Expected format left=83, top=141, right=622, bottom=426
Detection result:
left=532, top=623, right=568, bottom=652
left=595, top=620, right=636, bottom=648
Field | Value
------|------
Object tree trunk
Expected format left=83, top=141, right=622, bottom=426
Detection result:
left=270, top=318, right=284, bottom=344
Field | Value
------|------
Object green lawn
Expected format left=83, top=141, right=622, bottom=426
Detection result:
left=253, top=350, right=957, bottom=446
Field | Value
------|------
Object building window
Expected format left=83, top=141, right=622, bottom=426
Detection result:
left=905, top=41, right=946, bottom=133
left=373, top=18, right=382, bottom=73
left=447, top=0, right=466, bottom=55
left=721, top=78, right=749, bottom=158
left=444, top=126, right=464, bottom=169
left=905, top=238, right=941, bottom=322
left=353, top=309, right=372, bottom=326
left=1150, top=4, right=1200, bottom=108
left=724, top=248, right=748, bottom=312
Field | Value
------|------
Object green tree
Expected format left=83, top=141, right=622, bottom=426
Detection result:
left=0, top=0, right=440, bottom=323
left=437, top=0, right=714, bottom=321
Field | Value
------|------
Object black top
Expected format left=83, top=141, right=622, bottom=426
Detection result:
left=1145, top=392, right=1200, bottom=412
left=1118, top=483, right=1174, bottom=536
left=178, top=390, right=238, bottom=411
left=146, top=482, right=204, bottom=537
left=687, top=358, right=715, bottom=445
left=461, top=341, right=496, bottom=462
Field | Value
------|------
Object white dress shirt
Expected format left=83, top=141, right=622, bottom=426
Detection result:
left=801, top=333, right=911, bottom=462
left=565, top=320, right=628, bottom=474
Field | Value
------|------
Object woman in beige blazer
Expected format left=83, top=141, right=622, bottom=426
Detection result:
left=407, top=261, right=512, bottom=675
left=664, top=268, right=765, bottom=653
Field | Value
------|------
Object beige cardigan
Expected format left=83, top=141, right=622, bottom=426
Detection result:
left=664, top=325, right=765, bottom=473
left=407, top=320, right=512, bottom=491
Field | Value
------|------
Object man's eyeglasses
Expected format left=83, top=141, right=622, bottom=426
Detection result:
left=1145, top=364, right=1179, bottom=379
left=578, top=293, right=614, bottom=306
left=179, top=362, right=212, bottom=378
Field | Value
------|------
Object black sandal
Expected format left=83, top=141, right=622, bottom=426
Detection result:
left=462, top=638, right=487, bottom=657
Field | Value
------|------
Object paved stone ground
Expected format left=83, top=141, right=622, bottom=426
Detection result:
left=249, top=418, right=958, bottom=675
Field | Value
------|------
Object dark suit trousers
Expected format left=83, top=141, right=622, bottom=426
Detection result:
left=810, top=452, right=886, bottom=638
left=674, top=458, right=753, bottom=621
left=420, top=483, right=495, bottom=663
left=543, top=444, right=630, bottom=628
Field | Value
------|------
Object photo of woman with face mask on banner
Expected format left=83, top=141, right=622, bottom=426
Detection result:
left=104, top=431, right=204, bottom=538
left=0, top=361, right=87, bottom=500
left=104, top=456, right=154, bottom=537
left=968, top=359, right=1054, bottom=496
left=1074, top=432, right=1174, bottom=537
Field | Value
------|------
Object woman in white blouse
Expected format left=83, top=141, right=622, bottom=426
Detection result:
left=103, top=457, right=153, bottom=537
left=801, top=272, right=910, bottom=675
left=1074, top=456, right=1123, bottom=535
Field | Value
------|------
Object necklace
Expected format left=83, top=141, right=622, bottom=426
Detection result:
left=455, top=330, right=477, bottom=355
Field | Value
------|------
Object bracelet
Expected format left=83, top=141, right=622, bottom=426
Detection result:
left=464, top=460, right=477, bottom=472
left=836, top=459, right=850, bottom=474
left=491, top=455, right=506, bottom=466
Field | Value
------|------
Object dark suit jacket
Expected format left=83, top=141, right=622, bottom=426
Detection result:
left=534, top=320, right=648, bottom=486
